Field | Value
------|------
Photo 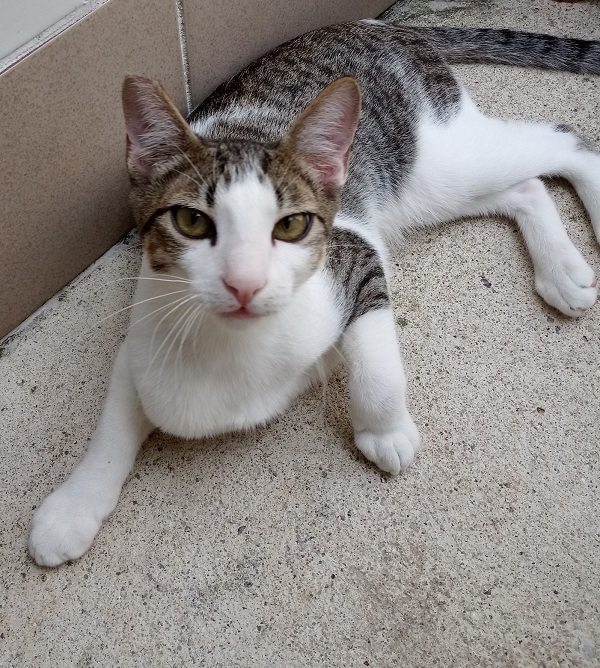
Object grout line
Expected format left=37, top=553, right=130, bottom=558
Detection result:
left=175, top=0, right=193, bottom=114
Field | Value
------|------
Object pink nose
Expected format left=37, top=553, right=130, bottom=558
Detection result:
left=223, top=279, right=265, bottom=307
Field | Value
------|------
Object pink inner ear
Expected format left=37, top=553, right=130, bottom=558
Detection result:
left=122, top=76, right=191, bottom=182
left=124, top=121, right=155, bottom=179
left=122, top=80, right=156, bottom=177
left=289, top=78, right=361, bottom=191
left=306, top=144, right=353, bottom=189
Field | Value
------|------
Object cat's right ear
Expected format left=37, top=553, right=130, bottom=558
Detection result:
left=122, top=76, right=197, bottom=183
left=283, top=77, right=361, bottom=193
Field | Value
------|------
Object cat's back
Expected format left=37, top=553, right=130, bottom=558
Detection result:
left=189, top=21, right=461, bottom=143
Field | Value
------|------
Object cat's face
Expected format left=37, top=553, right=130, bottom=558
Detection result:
left=132, top=139, right=335, bottom=321
left=122, top=76, right=360, bottom=323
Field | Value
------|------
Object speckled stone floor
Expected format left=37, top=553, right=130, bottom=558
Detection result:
left=1, top=1, right=599, bottom=666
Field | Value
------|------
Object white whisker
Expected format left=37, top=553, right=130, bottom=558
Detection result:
left=176, top=303, right=205, bottom=374
left=76, top=289, right=189, bottom=339
left=176, top=148, right=209, bottom=189
left=145, top=296, right=197, bottom=380
left=173, top=168, right=206, bottom=192
left=155, top=302, right=199, bottom=383
left=148, top=295, right=195, bottom=357
left=145, top=273, right=193, bottom=282
left=192, top=306, right=205, bottom=365
left=111, top=276, right=192, bottom=284
left=128, top=294, right=191, bottom=331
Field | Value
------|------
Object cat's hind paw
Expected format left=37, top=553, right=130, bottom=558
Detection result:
left=535, top=253, right=597, bottom=317
left=29, top=489, right=102, bottom=567
left=355, top=418, right=421, bottom=476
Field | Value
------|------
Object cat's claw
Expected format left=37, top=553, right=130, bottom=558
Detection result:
left=29, top=489, right=101, bottom=567
left=355, top=417, right=421, bottom=476
left=535, top=253, right=597, bottom=317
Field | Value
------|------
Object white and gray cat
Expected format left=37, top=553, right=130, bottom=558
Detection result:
left=30, top=21, right=600, bottom=566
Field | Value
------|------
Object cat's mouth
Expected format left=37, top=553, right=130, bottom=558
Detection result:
left=222, top=307, right=260, bottom=319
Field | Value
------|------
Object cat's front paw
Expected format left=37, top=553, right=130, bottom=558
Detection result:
left=355, top=417, right=421, bottom=475
left=535, top=253, right=597, bottom=317
left=29, top=489, right=102, bottom=567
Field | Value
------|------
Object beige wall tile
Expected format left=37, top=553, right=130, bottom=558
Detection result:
left=0, top=0, right=186, bottom=338
left=183, top=0, right=393, bottom=109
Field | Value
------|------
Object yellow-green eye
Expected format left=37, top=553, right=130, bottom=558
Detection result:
left=273, top=213, right=313, bottom=242
left=172, top=207, right=215, bottom=240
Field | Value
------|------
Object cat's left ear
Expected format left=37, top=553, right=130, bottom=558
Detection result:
left=122, top=76, right=197, bottom=183
left=283, top=77, right=361, bottom=192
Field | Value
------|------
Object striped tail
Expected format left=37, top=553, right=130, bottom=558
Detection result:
left=410, top=27, right=600, bottom=75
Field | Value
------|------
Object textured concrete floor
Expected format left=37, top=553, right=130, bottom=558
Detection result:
left=1, top=1, right=599, bottom=666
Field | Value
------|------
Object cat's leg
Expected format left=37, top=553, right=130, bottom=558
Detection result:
left=408, top=107, right=599, bottom=315
left=559, top=131, right=600, bottom=243
left=29, top=342, right=152, bottom=566
left=342, top=307, right=421, bottom=475
left=407, top=100, right=600, bottom=239
left=488, top=121, right=600, bottom=244
left=464, top=120, right=600, bottom=315
left=468, top=177, right=597, bottom=316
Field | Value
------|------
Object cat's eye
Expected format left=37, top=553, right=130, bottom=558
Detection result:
left=272, top=213, right=313, bottom=242
left=172, top=207, right=216, bottom=240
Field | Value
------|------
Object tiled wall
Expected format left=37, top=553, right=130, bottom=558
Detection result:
left=0, top=0, right=391, bottom=339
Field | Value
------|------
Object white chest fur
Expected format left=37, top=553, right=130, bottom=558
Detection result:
left=126, top=265, right=342, bottom=437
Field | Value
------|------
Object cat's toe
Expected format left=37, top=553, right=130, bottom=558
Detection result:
left=29, top=490, right=101, bottom=567
left=355, top=419, right=421, bottom=475
left=535, top=256, right=598, bottom=317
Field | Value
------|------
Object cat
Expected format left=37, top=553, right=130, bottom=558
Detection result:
left=29, top=20, right=600, bottom=566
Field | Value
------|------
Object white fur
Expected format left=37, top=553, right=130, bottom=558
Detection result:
left=129, top=258, right=342, bottom=436
left=378, top=93, right=598, bottom=315
left=190, top=105, right=278, bottom=136
left=343, top=309, right=421, bottom=474
left=30, top=89, right=600, bottom=566
left=29, top=345, right=153, bottom=566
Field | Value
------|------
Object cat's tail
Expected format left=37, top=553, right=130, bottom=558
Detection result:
left=409, top=26, right=600, bottom=75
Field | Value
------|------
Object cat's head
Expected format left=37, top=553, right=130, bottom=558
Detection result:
left=122, top=75, right=361, bottom=324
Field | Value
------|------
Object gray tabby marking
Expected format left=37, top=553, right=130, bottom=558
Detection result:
left=326, top=228, right=389, bottom=327
left=416, top=27, right=600, bottom=74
